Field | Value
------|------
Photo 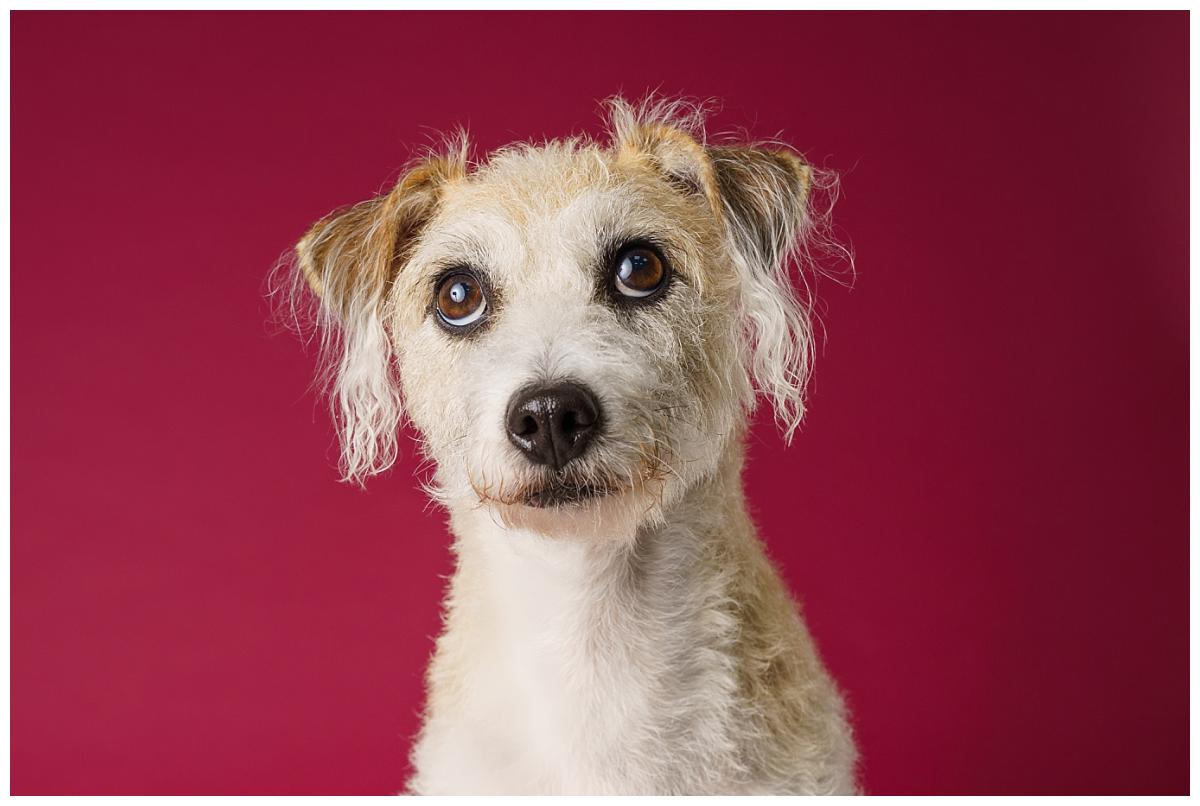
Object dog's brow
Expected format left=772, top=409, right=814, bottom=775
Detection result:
left=420, top=233, right=492, bottom=281
left=595, top=229, right=677, bottom=270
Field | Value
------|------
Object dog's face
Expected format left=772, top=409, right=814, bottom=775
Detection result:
left=392, top=143, right=744, bottom=536
left=292, top=101, right=823, bottom=540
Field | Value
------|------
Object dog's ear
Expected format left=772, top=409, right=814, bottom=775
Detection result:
left=613, top=109, right=817, bottom=438
left=613, top=118, right=719, bottom=201
left=294, top=153, right=463, bottom=484
left=705, top=145, right=815, bottom=440
left=296, top=157, right=457, bottom=308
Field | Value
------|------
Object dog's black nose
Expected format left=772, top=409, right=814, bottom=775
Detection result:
left=505, top=382, right=601, bottom=470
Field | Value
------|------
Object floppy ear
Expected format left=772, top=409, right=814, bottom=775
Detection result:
left=706, top=145, right=816, bottom=440
left=294, top=155, right=460, bottom=484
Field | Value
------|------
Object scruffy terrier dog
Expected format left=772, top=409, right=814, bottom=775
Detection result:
left=282, top=98, right=856, bottom=794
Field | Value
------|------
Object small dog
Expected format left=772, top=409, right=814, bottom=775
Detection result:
left=282, top=98, right=856, bottom=794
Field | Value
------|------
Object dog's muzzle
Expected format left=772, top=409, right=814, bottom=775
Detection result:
left=505, top=381, right=601, bottom=471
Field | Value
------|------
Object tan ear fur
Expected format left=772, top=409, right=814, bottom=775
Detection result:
left=295, top=156, right=463, bottom=316
left=705, top=145, right=813, bottom=274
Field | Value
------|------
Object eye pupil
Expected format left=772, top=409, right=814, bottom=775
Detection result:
left=614, top=246, right=667, bottom=299
left=436, top=271, right=487, bottom=329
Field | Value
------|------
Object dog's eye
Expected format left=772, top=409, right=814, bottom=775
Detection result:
left=435, top=271, right=487, bottom=328
left=613, top=246, right=667, bottom=299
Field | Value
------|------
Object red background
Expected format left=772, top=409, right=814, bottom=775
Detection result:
left=12, top=11, right=1189, bottom=795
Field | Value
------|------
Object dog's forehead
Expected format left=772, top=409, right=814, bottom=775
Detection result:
left=427, top=143, right=668, bottom=263
left=454, top=142, right=616, bottom=219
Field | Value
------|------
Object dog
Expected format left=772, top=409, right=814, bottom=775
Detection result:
left=280, top=98, right=857, bottom=794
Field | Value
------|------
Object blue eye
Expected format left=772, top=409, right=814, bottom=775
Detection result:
left=436, top=271, right=487, bottom=328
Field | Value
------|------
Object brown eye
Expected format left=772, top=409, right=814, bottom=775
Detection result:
left=614, top=246, right=667, bottom=298
left=435, top=271, right=487, bottom=328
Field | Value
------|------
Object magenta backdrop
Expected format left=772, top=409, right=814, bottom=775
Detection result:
left=11, top=11, right=1188, bottom=795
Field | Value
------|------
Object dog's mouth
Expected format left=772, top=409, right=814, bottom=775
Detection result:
left=467, top=467, right=627, bottom=510
left=522, top=480, right=614, bottom=509
left=467, top=443, right=667, bottom=512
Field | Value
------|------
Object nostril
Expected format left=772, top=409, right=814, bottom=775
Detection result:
left=505, top=381, right=602, bottom=470
left=560, top=407, right=595, bottom=435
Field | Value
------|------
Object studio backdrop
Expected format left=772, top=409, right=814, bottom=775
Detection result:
left=11, top=10, right=1188, bottom=795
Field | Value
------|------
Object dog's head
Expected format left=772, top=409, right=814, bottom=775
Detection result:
left=287, top=99, right=836, bottom=539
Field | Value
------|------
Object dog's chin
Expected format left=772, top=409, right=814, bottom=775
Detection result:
left=522, top=480, right=611, bottom=509
left=491, top=479, right=663, bottom=541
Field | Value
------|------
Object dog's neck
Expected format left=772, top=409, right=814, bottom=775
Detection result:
left=420, top=441, right=778, bottom=791
left=416, top=439, right=855, bottom=794
left=438, top=438, right=764, bottom=718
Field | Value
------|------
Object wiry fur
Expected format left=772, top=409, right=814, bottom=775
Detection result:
left=276, top=97, right=857, bottom=794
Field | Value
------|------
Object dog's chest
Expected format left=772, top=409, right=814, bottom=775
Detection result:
left=422, top=527, right=720, bottom=791
left=480, top=537, right=658, bottom=789
left=412, top=523, right=742, bottom=794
